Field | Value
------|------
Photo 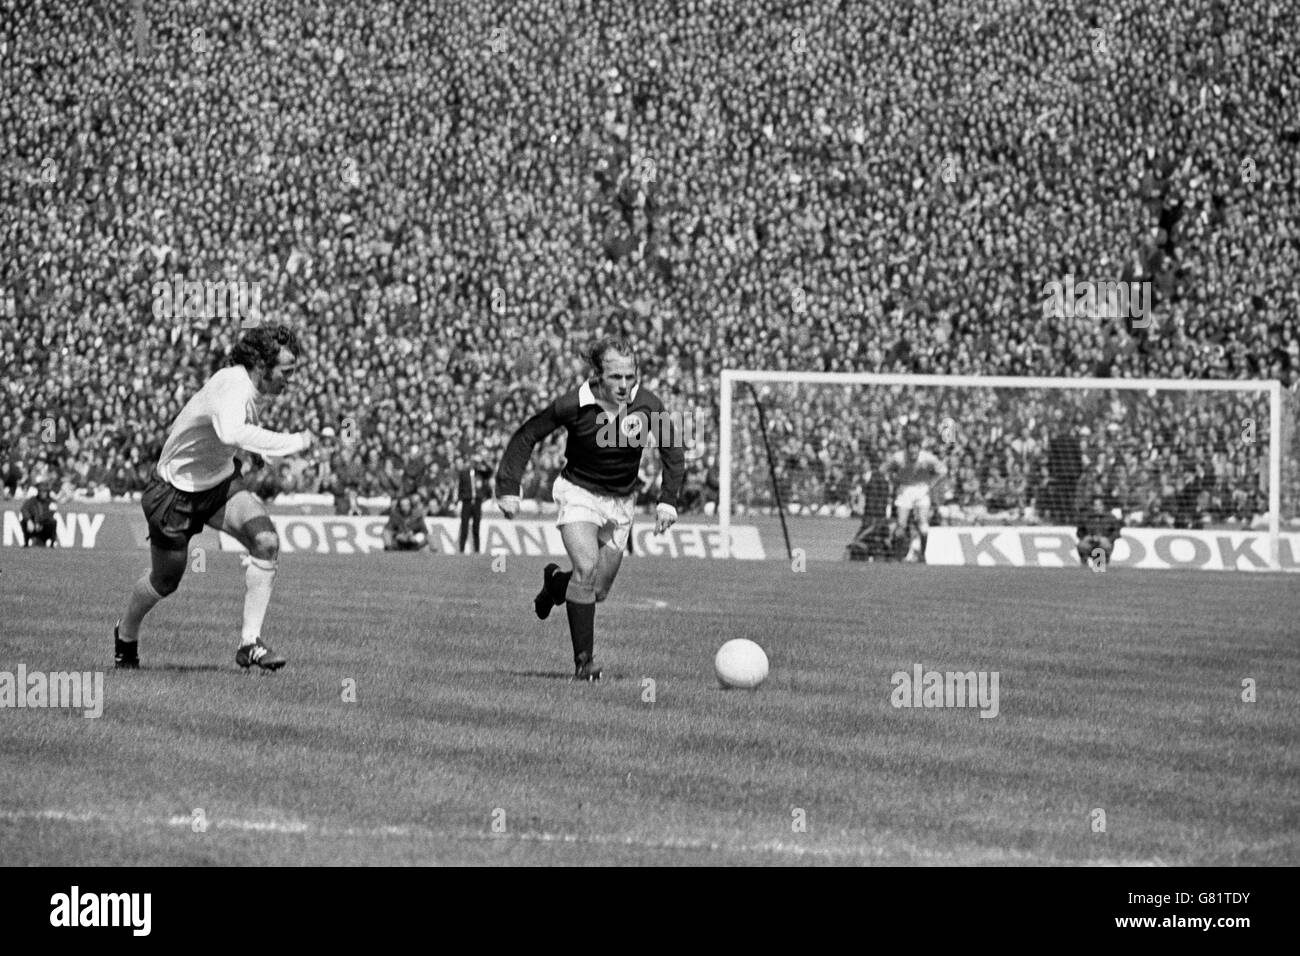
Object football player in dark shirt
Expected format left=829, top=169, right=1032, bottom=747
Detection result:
left=496, top=337, right=686, bottom=680
left=1076, top=497, right=1124, bottom=569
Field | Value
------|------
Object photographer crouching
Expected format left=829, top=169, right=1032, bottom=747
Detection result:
left=384, top=495, right=430, bottom=551
left=21, top=480, right=59, bottom=547
left=1076, top=496, right=1124, bottom=570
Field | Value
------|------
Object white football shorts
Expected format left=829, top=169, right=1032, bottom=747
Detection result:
left=894, top=483, right=932, bottom=522
left=552, top=474, right=636, bottom=551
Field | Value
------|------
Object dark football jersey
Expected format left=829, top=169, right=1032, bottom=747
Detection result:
left=496, top=380, right=685, bottom=507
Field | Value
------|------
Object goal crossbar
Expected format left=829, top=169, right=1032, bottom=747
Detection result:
left=718, top=370, right=1284, bottom=568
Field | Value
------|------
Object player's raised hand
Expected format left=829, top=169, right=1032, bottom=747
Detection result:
left=654, top=502, right=678, bottom=534
left=497, top=494, right=521, bottom=519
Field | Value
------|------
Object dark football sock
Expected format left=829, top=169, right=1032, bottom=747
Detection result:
left=549, top=569, right=572, bottom=605
left=565, top=582, right=596, bottom=663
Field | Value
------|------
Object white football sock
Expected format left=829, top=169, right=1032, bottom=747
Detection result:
left=240, top=555, right=277, bottom=646
left=120, top=574, right=164, bottom=642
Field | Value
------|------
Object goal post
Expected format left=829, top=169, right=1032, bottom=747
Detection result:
left=719, top=370, right=1288, bottom=569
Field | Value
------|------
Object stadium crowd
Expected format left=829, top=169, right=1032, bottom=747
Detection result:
left=3, top=0, right=1298, bottom=528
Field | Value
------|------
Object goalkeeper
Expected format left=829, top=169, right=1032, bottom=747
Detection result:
left=495, top=337, right=685, bottom=681
left=885, top=431, right=948, bottom=563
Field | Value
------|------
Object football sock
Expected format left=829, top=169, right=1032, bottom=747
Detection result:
left=565, top=581, right=596, bottom=663
left=120, top=574, right=164, bottom=642
left=549, top=569, right=572, bottom=605
left=240, top=556, right=277, bottom=646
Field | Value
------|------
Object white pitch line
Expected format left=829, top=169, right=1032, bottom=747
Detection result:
left=621, top=599, right=673, bottom=611
left=454, top=594, right=702, bottom=614
left=0, top=808, right=1172, bottom=865
left=0, top=808, right=861, bottom=858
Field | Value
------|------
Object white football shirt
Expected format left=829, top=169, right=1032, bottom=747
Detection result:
left=156, top=365, right=309, bottom=492
left=889, top=449, right=947, bottom=487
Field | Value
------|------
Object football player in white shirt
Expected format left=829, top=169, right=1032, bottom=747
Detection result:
left=114, top=325, right=314, bottom=671
left=886, top=432, right=948, bottom=563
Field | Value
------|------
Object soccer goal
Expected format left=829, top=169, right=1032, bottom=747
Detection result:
left=719, top=370, right=1292, bottom=568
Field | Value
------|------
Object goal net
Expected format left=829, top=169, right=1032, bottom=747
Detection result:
left=719, top=371, right=1292, bottom=568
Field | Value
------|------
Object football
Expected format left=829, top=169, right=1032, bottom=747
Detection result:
left=714, top=638, right=769, bottom=689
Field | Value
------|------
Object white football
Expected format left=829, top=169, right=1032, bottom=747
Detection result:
left=714, top=639, right=769, bottom=689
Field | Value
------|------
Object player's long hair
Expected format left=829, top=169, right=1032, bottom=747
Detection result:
left=228, top=324, right=302, bottom=373
left=587, top=335, right=638, bottom=376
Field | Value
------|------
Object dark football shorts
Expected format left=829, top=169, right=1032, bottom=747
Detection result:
left=141, top=470, right=241, bottom=550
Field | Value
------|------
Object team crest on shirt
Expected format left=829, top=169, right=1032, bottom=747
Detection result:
left=620, top=411, right=647, bottom=443
left=595, top=405, right=660, bottom=449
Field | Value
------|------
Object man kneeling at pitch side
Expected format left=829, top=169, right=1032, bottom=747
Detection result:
left=1076, top=496, right=1124, bottom=570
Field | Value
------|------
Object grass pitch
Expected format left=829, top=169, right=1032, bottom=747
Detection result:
left=2, top=547, right=1296, bottom=865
